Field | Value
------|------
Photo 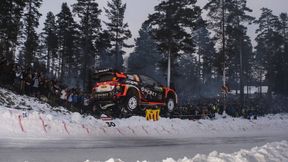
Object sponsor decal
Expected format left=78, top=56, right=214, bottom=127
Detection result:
left=125, top=80, right=138, bottom=85
left=155, top=86, right=164, bottom=92
left=145, top=109, right=160, bottom=121
left=95, top=69, right=111, bottom=73
left=100, top=85, right=107, bottom=88
left=141, top=87, right=157, bottom=97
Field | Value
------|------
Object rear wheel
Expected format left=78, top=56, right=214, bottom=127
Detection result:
left=121, top=90, right=139, bottom=115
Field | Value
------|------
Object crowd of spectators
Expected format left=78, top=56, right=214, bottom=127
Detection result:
left=177, top=94, right=288, bottom=120
left=0, top=58, right=94, bottom=116
left=1, top=56, right=288, bottom=119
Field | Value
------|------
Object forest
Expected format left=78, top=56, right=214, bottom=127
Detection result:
left=1, top=0, right=288, bottom=106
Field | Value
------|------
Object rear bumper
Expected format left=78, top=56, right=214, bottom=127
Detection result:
left=93, top=91, right=115, bottom=101
left=91, top=91, right=123, bottom=108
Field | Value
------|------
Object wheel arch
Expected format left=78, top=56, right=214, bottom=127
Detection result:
left=125, top=86, right=141, bottom=101
left=165, top=89, right=178, bottom=104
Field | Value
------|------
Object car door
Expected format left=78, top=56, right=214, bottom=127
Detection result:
left=139, top=75, right=163, bottom=102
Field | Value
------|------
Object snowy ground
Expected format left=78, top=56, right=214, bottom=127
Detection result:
left=0, top=87, right=288, bottom=162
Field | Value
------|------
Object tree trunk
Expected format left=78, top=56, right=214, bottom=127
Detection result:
left=47, top=48, right=50, bottom=73
left=221, top=0, right=227, bottom=113
left=167, top=49, right=171, bottom=88
left=239, top=34, right=244, bottom=110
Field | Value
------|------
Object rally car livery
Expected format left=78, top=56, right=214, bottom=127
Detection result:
left=91, top=69, right=177, bottom=116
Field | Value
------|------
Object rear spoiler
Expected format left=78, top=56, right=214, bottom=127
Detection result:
left=92, top=69, right=126, bottom=79
left=94, top=68, right=114, bottom=74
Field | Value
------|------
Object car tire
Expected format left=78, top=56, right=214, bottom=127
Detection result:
left=164, top=97, right=175, bottom=118
left=123, top=90, right=139, bottom=114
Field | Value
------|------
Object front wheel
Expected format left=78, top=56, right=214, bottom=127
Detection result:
left=163, top=98, right=175, bottom=118
left=122, top=90, right=139, bottom=115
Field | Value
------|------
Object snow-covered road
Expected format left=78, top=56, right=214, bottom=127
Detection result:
left=1, top=88, right=288, bottom=162
left=1, top=135, right=288, bottom=162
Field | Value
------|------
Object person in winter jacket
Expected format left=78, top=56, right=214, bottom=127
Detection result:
left=14, top=65, right=23, bottom=92
left=67, top=91, right=73, bottom=109
left=32, top=72, right=40, bottom=97
left=72, top=92, right=78, bottom=104
left=24, top=72, right=33, bottom=95
left=60, top=88, right=68, bottom=106
left=83, top=94, right=90, bottom=114
left=38, top=72, right=45, bottom=96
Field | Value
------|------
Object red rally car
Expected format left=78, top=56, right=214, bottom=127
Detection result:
left=91, top=69, right=177, bottom=116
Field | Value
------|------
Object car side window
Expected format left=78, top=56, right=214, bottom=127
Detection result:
left=140, top=75, right=158, bottom=87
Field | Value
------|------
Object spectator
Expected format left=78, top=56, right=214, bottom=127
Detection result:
left=32, top=72, right=40, bottom=97
left=42, top=79, right=50, bottom=97
left=83, top=94, right=90, bottom=114
left=14, top=65, right=23, bottom=92
left=2, top=61, right=14, bottom=85
left=72, top=90, right=78, bottom=106
left=38, top=72, right=45, bottom=96
left=67, top=90, right=73, bottom=110
left=24, top=72, right=33, bottom=95
left=60, top=88, right=68, bottom=106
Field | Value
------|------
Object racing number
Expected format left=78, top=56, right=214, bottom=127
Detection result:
left=106, top=122, right=116, bottom=127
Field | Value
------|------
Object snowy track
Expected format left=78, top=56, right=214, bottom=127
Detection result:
left=1, top=88, right=288, bottom=162
left=1, top=135, right=288, bottom=162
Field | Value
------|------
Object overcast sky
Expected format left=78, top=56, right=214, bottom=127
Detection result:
left=38, top=0, right=288, bottom=53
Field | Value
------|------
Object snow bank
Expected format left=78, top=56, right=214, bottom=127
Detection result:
left=1, top=87, right=288, bottom=138
left=1, top=87, right=288, bottom=162
left=166, top=140, right=288, bottom=162
left=101, top=140, right=288, bottom=162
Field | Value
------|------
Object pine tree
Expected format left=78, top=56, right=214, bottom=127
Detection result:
left=21, top=0, right=42, bottom=67
left=128, top=22, right=163, bottom=81
left=72, top=0, right=101, bottom=89
left=57, top=3, right=79, bottom=83
left=176, top=54, right=199, bottom=101
left=95, top=30, right=112, bottom=68
left=204, top=0, right=254, bottom=81
left=104, top=0, right=132, bottom=70
left=255, top=8, right=282, bottom=97
left=192, top=22, right=218, bottom=96
left=42, top=11, right=57, bottom=74
left=193, top=22, right=216, bottom=84
left=204, top=0, right=254, bottom=108
left=0, top=0, right=26, bottom=61
left=241, top=35, right=254, bottom=89
left=146, top=0, right=201, bottom=87
left=272, top=13, right=288, bottom=95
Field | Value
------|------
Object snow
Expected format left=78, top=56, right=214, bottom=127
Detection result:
left=1, top=87, right=288, bottom=162
left=170, top=140, right=288, bottom=162
left=86, top=140, right=288, bottom=162
left=80, top=141, right=288, bottom=162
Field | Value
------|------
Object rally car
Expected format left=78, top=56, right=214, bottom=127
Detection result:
left=90, top=69, right=177, bottom=116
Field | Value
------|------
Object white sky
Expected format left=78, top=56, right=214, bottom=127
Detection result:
left=38, top=0, right=288, bottom=53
